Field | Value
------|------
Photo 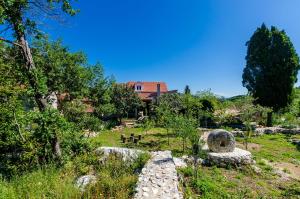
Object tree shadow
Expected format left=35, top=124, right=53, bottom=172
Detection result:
left=150, top=132, right=177, bottom=139
left=137, top=139, right=168, bottom=150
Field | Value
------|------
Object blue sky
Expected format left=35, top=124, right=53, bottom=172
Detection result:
left=44, top=0, right=300, bottom=97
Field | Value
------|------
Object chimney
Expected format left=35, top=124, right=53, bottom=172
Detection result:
left=157, top=83, right=161, bottom=97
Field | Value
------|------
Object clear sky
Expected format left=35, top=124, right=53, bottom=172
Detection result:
left=44, top=0, right=300, bottom=97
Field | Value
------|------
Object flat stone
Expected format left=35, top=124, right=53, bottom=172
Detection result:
left=207, top=148, right=253, bottom=167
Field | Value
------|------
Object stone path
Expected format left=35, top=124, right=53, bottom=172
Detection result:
left=134, top=151, right=183, bottom=199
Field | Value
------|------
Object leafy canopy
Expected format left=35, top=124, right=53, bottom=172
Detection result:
left=243, top=24, right=300, bottom=111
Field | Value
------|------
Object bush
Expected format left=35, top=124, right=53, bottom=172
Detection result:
left=0, top=108, right=91, bottom=177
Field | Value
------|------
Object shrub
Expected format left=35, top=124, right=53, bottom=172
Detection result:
left=0, top=108, right=92, bottom=177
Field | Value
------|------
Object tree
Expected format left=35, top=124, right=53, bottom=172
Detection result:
left=184, top=85, right=191, bottom=95
left=0, top=0, right=78, bottom=158
left=243, top=24, right=300, bottom=126
left=88, top=64, right=115, bottom=118
left=32, top=38, right=93, bottom=103
left=154, top=93, right=183, bottom=126
left=172, top=115, right=197, bottom=153
left=111, top=84, right=143, bottom=123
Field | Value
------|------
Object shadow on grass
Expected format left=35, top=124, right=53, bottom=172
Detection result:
left=150, top=132, right=177, bottom=139
left=134, top=139, right=168, bottom=151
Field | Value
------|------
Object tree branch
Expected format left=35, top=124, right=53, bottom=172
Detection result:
left=0, top=37, right=22, bottom=47
left=13, top=111, right=26, bottom=142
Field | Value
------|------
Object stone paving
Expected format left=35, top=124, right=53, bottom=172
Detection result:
left=134, top=151, right=183, bottom=199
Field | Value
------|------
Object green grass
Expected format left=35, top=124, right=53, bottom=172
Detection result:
left=0, top=153, right=150, bottom=199
left=236, top=133, right=300, bottom=163
left=180, top=133, right=300, bottom=199
left=179, top=165, right=300, bottom=199
left=0, top=167, right=80, bottom=199
left=92, top=127, right=194, bottom=156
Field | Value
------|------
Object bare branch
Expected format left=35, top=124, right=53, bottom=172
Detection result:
left=0, top=37, right=23, bottom=47
left=13, top=111, right=26, bottom=142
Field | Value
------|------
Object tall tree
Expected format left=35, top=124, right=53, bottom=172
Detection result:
left=184, top=85, right=191, bottom=95
left=0, top=0, right=78, bottom=157
left=243, top=24, right=300, bottom=126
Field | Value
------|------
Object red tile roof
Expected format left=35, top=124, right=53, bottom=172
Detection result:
left=127, top=81, right=169, bottom=101
left=127, top=81, right=168, bottom=92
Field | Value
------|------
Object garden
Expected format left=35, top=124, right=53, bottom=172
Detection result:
left=0, top=1, right=300, bottom=199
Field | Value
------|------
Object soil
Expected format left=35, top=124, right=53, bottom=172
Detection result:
left=272, top=162, right=300, bottom=181
left=236, top=142, right=261, bottom=151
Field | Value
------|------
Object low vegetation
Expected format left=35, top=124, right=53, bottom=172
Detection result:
left=1, top=2, right=300, bottom=198
left=179, top=133, right=300, bottom=199
left=0, top=153, right=150, bottom=199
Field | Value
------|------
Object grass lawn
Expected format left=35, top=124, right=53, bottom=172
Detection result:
left=92, top=127, right=193, bottom=156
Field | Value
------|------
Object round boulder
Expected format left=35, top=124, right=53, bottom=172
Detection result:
left=207, top=129, right=235, bottom=153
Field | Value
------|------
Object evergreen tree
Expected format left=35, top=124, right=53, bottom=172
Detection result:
left=184, top=85, right=191, bottom=95
left=243, top=24, right=300, bottom=126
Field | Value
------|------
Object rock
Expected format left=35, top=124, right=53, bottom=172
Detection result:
left=231, top=130, right=244, bottom=137
left=290, top=139, right=300, bottom=146
left=76, top=175, right=97, bottom=191
left=207, top=148, right=253, bottom=167
left=207, top=129, right=235, bottom=153
left=95, top=147, right=147, bottom=161
left=251, top=165, right=262, bottom=174
left=254, top=127, right=300, bottom=135
left=172, top=157, right=187, bottom=168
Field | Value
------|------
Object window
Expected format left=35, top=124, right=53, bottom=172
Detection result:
left=136, top=85, right=142, bottom=91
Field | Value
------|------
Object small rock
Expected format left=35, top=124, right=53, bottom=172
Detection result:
left=75, top=175, right=97, bottom=191
left=142, top=187, right=149, bottom=192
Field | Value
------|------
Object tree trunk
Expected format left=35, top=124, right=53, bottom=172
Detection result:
left=12, top=17, right=62, bottom=159
left=267, top=112, right=273, bottom=127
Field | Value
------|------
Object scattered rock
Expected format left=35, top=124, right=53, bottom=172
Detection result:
left=83, top=130, right=98, bottom=138
left=254, top=127, right=300, bottom=135
left=251, top=164, right=262, bottom=174
left=76, top=175, right=97, bottom=191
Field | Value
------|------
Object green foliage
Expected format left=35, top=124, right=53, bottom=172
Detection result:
left=243, top=24, right=300, bottom=111
left=82, top=153, right=150, bottom=199
left=141, top=118, right=154, bottom=134
left=0, top=0, right=78, bottom=38
left=111, top=83, right=143, bottom=121
left=61, top=99, right=104, bottom=132
left=184, top=85, right=191, bottom=95
left=0, top=107, right=91, bottom=177
left=32, top=38, right=92, bottom=99
left=0, top=153, right=150, bottom=199
left=170, top=115, right=198, bottom=152
left=88, top=64, right=116, bottom=117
